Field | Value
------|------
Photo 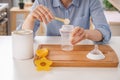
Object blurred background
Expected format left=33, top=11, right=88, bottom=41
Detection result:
left=0, top=0, right=120, bottom=36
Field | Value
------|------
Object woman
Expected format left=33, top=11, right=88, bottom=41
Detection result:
left=22, top=0, right=111, bottom=45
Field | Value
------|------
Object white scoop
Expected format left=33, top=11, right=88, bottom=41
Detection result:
left=55, top=17, right=70, bottom=25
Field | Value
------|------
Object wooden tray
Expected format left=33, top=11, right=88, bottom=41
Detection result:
left=34, top=44, right=119, bottom=67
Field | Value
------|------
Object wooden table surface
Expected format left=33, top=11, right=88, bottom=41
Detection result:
left=0, top=36, right=120, bottom=80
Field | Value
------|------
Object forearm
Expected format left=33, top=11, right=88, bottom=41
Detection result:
left=22, top=14, right=35, bottom=30
left=85, top=30, right=103, bottom=42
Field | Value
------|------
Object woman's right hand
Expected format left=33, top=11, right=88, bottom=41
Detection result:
left=30, top=5, right=54, bottom=24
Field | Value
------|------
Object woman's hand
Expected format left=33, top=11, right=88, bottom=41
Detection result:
left=22, top=5, right=54, bottom=30
left=30, top=5, right=54, bottom=24
left=70, top=27, right=86, bottom=45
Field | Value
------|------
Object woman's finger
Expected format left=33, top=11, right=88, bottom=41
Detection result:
left=32, top=11, right=42, bottom=21
left=38, top=5, right=54, bottom=22
left=40, top=5, right=54, bottom=20
left=31, top=5, right=54, bottom=24
left=74, top=28, right=84, bottom=37
left=71, top=33, right=85, bottom=45
left=34, top=10, right=47, bottom=23
left=31, top=6, right=47, bottom=23
left=71, top=30, right=86, bottom=45
left=71, top=27, right=80, bottom=37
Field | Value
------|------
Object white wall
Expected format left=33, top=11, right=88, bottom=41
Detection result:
left=13, top=0, right=31, bottom=6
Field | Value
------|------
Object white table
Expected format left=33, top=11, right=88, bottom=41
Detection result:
left=0, top=36, right=120, bottom=80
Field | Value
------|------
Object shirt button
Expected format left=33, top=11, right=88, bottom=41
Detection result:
left=65, top=10, right=69, bottom=18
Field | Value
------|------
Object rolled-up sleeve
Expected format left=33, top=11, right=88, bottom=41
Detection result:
left=89, top=0, right=111, bottom=44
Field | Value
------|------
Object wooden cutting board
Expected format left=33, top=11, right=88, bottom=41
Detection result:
left=34, top=44, right=119, bottom=67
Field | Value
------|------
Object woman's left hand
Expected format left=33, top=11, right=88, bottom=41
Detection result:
left=70, top=27, right=86, bottom=45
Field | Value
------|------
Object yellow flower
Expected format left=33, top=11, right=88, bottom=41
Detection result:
left=34, top=57, right=53, bottom=71
left=36, top=48, right=48, bottom=57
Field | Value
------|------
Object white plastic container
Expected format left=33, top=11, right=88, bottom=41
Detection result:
left=59, top=25, right=74, bottom=51
left=12, top=29, right=33, bottom=60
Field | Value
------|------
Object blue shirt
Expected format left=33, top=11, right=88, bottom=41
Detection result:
left=30, top=0, right=111, bottom=44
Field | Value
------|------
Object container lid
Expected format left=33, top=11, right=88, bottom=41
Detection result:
left=60, top=25, right=74, bottom=31
left=12, top=29, right=33, bottom=35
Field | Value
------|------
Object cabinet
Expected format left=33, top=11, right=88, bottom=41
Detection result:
left=0, top=0, right=13, bottom=35
left=10, top=7, right=30, bottom=31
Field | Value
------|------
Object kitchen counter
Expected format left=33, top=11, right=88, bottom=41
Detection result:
left=0, top=36, right=120, bottom=80
left=108, top=0, right=120, bottom=11
left=104, top=11, right=120, bottom=25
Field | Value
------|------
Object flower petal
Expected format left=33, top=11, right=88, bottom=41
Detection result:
left=34, top=60, right=41, bottom=66
left=36, top=66, right=44, bottom=71
left=36, top=48, right=48, bottom=57
left=43, top=66, right=51, bottom=71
